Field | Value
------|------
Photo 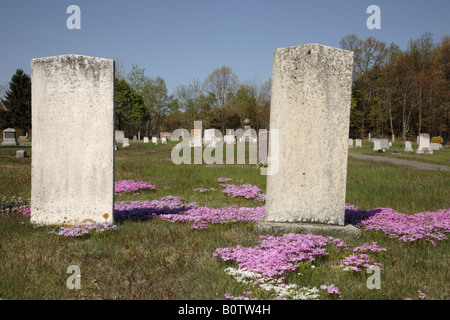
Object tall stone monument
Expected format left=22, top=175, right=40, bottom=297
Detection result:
left=31, top=55, right=115, bottom=225
left=255, top=44, right=360, bottom=237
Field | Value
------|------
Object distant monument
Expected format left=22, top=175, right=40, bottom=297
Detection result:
left=2, top=128, right=18, bottom=146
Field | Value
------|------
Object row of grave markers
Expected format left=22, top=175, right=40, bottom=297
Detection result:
left=347, top=133, right=442, bottom=154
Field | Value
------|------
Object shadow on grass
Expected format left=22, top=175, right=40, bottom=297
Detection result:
left=114, top=206, right=192, bottom=223
left=344, top=207, right=382, bottom=225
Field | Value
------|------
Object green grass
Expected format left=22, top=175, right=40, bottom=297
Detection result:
left=0, top=141, right=449, bottom=300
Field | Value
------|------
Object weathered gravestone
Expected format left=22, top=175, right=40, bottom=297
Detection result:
left=115, top=130, right=124, bottom=144
left=348, top=138, right=353, bottom=148
left=416, top=133, right=433, bottom=154
left=404, top=141, right=413, bottom=152
left=152, top=137, right=158, bottom=144
left=258, top=129, right=268, bottom=163
left=373, top=139, right=381, bottom=151
left=160, top=132, right=172, bottom=140
left=143, top=137, right=149, bottom=143
left=2, top=128, right=18, bottom=146
left=255, top=44, right=360, bottom=237
left=355, top=139, right=362, bottom=148
left=190, top=129, right=202, bottom=147
left=122, top=138, right=130, bottom=147
left=204, top=129, right=216, bottom=147
left=133, top=135, right=137, bottom=143
left=31, top=54, right=115, bottom=225
left=430, top=143, right=441, bottom=151
left=379, top=139, right=389, bottom=149
left=16, top=150, right=27, bottom=158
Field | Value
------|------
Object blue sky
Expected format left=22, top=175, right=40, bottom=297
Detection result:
left=0, top=0, right=448, bottom=95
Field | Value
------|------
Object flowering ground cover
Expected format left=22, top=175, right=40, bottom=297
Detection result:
left=48, top=222, right=118, bottom=237
left=345, top=205, right=450, bottom=245
left=193, top=177, right=266, bottom=202
left=114, top=180, right=156, bottom=195
left=213, top=233, right=389, bottom=300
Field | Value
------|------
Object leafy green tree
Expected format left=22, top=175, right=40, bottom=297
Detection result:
left=127, top=64, right=172, bottom=135
left=234, top=84, right=259, bottom=129
left=1, top=69, right=31, bottom=131
left=115, top=78, right=146, bottom=131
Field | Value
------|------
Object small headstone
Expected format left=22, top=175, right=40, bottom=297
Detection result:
left=258, top=129, right=268, bottom=163
left=404, top=141, right=413, bottom=152
left=143, top=137, right=149, bottom=143
left=138, top=132, right=140, bottom=140
left=122, top=138, right=130, bottom=147
left=190, top=129, right=202, bottom=147
left=373, top=140, right=381, bottom=151
left=368, top=133, right=371, bottom=141
left=160, top=132, right=172, bottom=140
left=416, top=133, right=433, bottom=154
left=161, top=137, right=167, bottom=144
left=152, top=137, right=158, bottom=144
left=115, top=130, right=124, bottom=144
left=224, top=135, right=235, bottom=145
left=388, top=142, right=392, bottom=147
left=348, top=138, right=353, bottom=148
left=16, top=150, right=27, bottom=158
left=379, top=139, right=389, bottom=149
left=18, top=136, right=28, bottom=143
left=430, top=143, right=441, bottom=150
left=355, top=139, right=362, bottom=148
left=133, top=135, right=137, bottom=143
left=203, top=129, right=216, bottom=146
left=2, top=128, right=18, bottom=146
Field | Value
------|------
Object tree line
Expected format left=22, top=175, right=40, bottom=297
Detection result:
left=1, top=32, right=448, bottom=142
left=341, top=32, right=449, bottom=142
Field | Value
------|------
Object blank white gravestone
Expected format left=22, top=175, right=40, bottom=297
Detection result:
left=256, top=44, right=360, bottom=237
left=31, top=55, right=115, bottom=225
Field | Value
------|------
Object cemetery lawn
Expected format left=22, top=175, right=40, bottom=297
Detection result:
left=348, top=141, right=450, bottom=167
left=0, top=141, right=449, bottom=300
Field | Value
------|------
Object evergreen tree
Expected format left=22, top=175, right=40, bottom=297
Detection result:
left=1, top=69, right=31, bottom=130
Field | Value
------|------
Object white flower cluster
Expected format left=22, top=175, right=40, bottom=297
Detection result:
left=224, top=267, right=320, bottom=300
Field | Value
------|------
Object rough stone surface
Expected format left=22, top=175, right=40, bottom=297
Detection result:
left=30, top=54, right=115, bottom=225
left=264, top=44, right=353, bottom=226
left=254, top=221, right=361, bottom=238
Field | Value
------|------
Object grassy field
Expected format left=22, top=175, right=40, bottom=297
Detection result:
left=0, top=140, right=449, bottom=300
